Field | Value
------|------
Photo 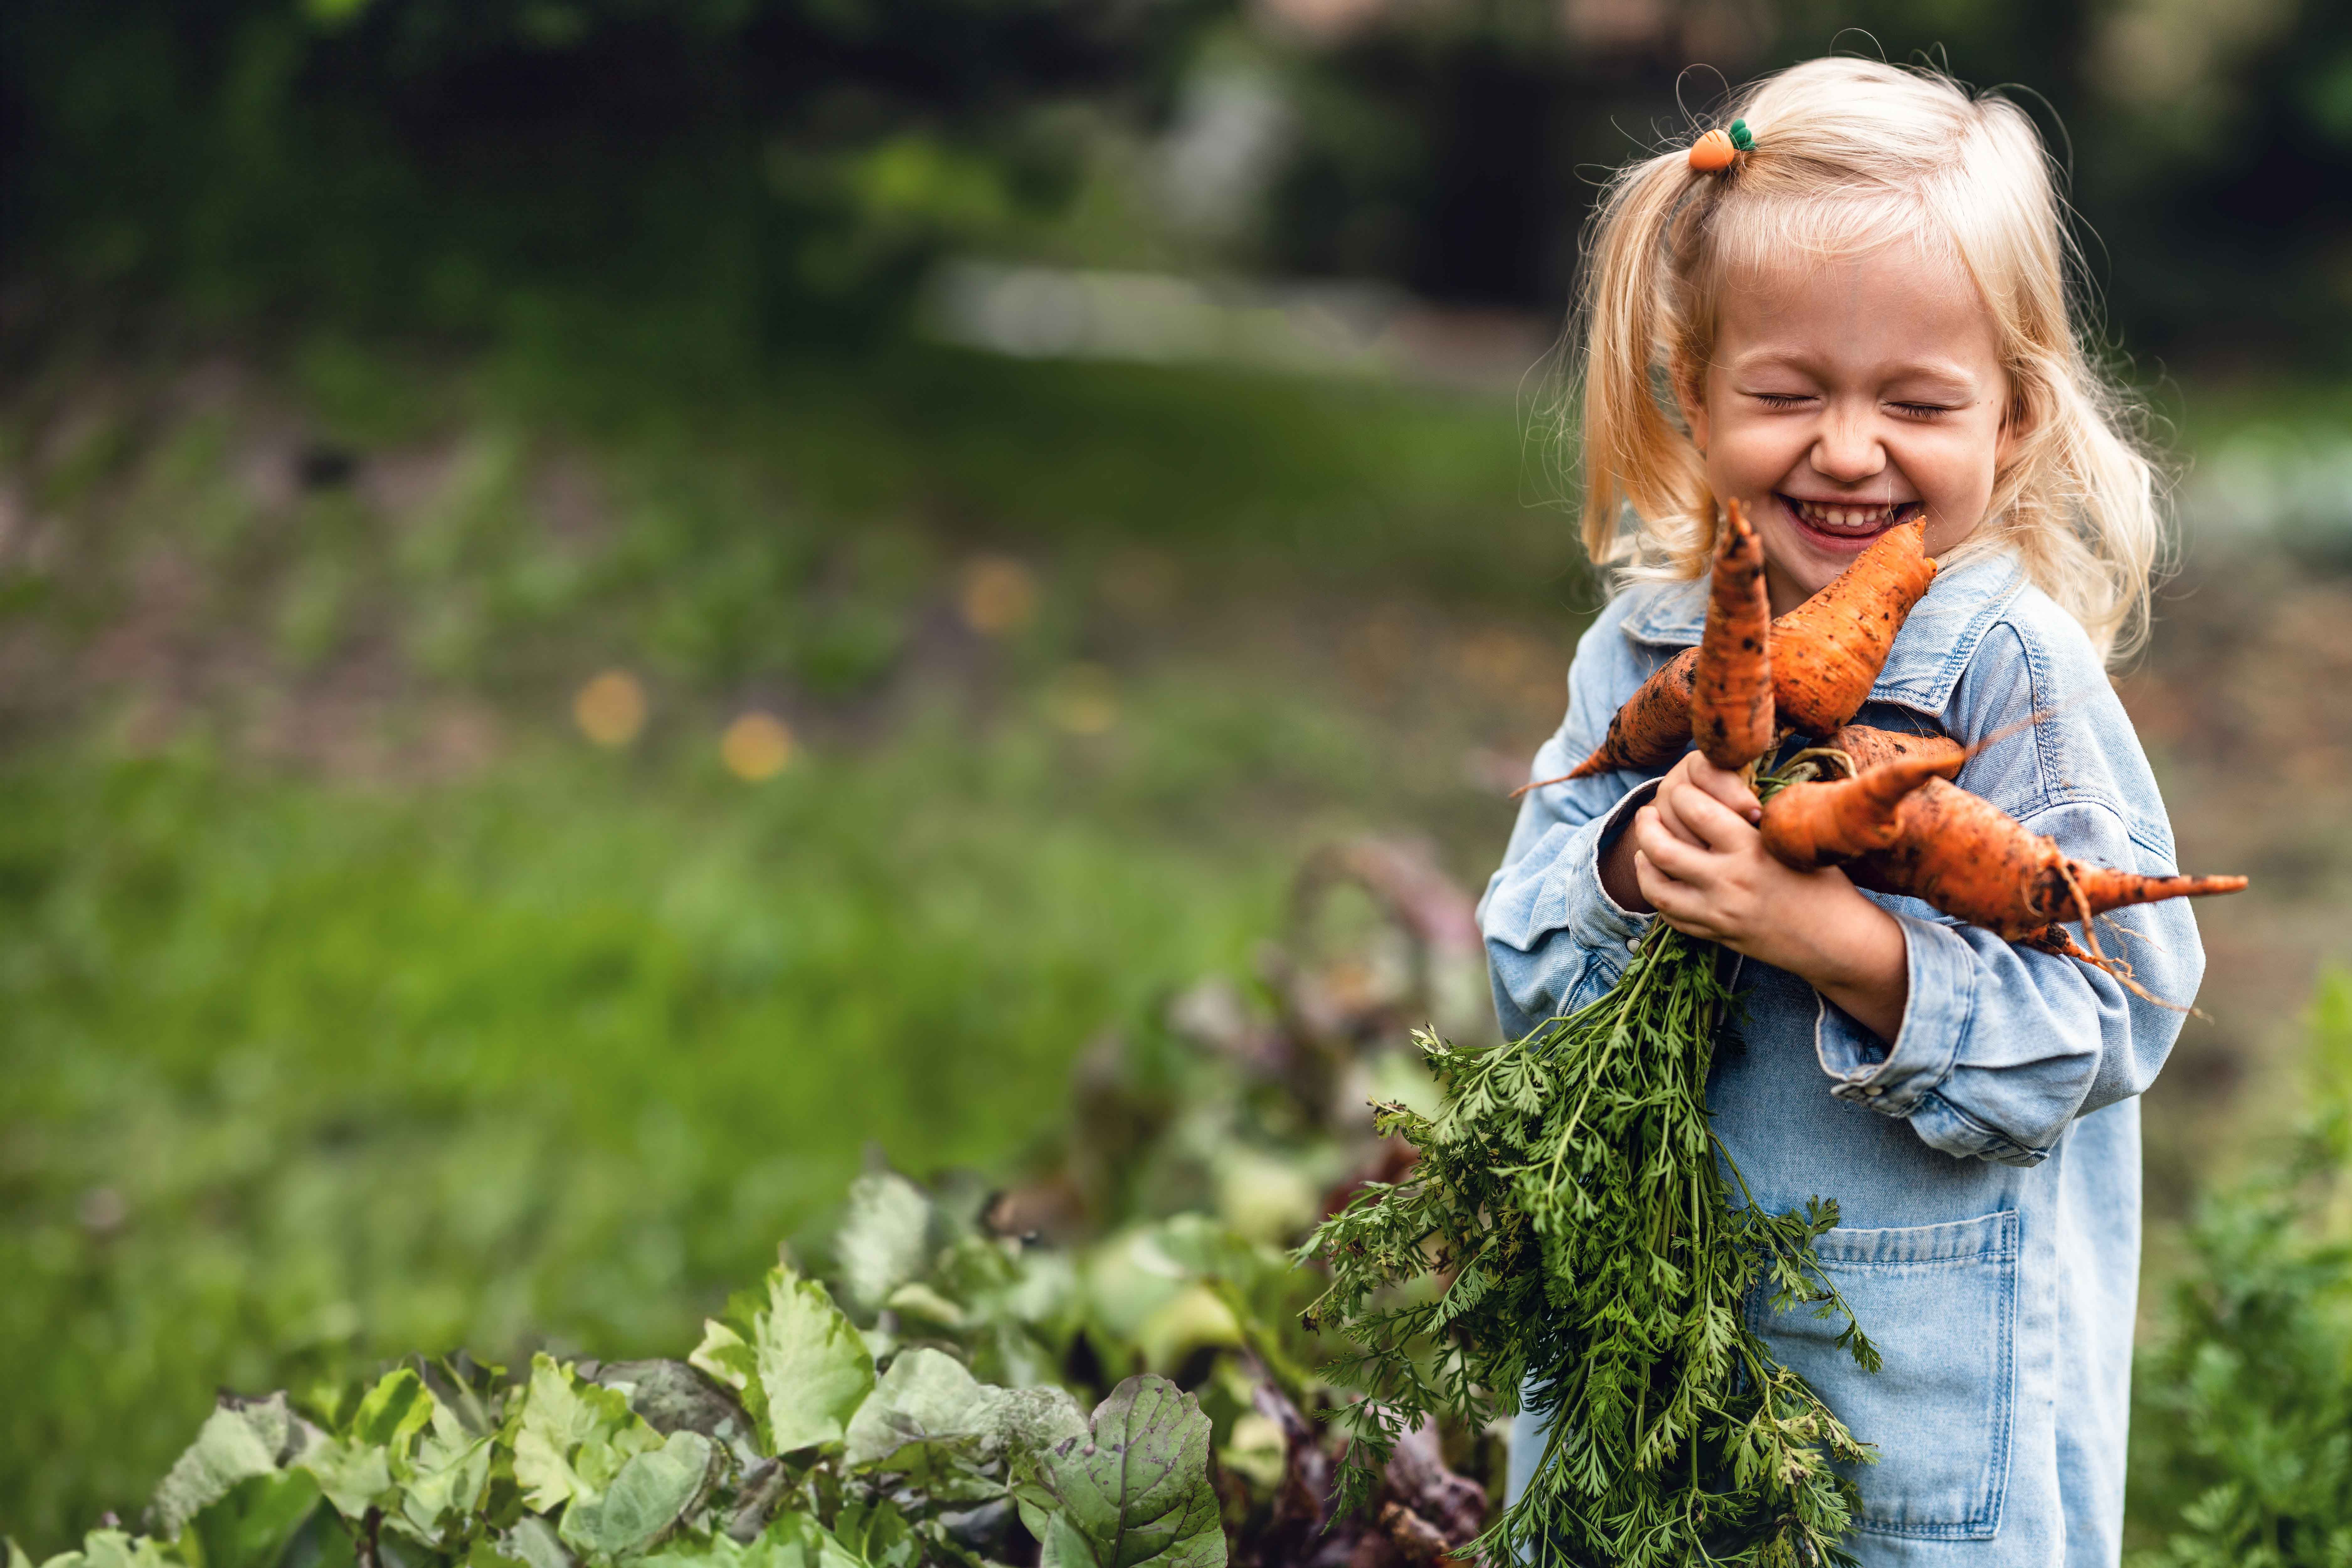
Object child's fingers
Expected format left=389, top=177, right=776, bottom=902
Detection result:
left=1647, top=789, right=1710, bottom=850
left=1684, top=754, right=1763, bottom=822
left=1670, top=784, right=1762, bottom=853
left=1633, top=810, right=1716, bottom=889
left=1634, top=850, right=1716, bottom=935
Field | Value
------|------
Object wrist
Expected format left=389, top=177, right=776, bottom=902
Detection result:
left=1797, top=888, right=1910, bottom=1044
left=1803, top=892, right=1907, bottom=991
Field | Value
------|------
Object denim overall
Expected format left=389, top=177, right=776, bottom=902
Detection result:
left=1481, top=550, right=2203, bottom=1566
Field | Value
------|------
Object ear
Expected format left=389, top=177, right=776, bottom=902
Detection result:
left=1672, top=354, right=1710, bottom=454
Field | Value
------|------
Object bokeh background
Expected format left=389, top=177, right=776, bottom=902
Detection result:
left=6, top=0, right=2352, bottom=1551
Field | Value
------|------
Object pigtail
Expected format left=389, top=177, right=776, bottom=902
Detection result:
left=1572, top=150, right=1716, bottom=575
left=1945, top=94, right=2169, bottom=662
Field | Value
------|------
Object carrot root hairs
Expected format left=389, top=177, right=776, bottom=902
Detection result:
left=2024, top=922, right=2210, bottom=1017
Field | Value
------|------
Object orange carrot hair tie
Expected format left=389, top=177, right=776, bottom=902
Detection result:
left=1688, top=119, right=1756, bottom=172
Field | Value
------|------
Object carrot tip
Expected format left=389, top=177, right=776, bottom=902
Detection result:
left=1509, top=770, right=1579, bottom=799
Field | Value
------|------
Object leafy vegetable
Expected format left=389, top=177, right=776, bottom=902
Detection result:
left=691, top=1269, right=876, bottom=1456
left=559, top=1433, right=716, bottom=1560
left=514, top=1356, right=671, bottom=1514
left=6, top=1233, right=1225, bottom=1568
left=835, top=1175, right=940, bottom=1318
left=1017, top=1380, right=1224, bottom=1568
left=2128, top=977, right=2352, bottom=1568
left=147, top=1396, right=321, bottom=1538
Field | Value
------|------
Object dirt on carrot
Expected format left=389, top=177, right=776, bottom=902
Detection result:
left=1560, top=517, right=1938, bottom=781
left=1827, top=724, right=1967, bottom=776
left=1690, top=497, right=1773, bottom=771
left=1770, top=520, right=1937, bottom=736
left=1843, top=777, right=2246, bottom=941
left=1760, top=748, right=1964, bottom=870
left=1560, top=646, right=1699, bottom=781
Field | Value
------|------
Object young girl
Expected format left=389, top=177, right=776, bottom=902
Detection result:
left=1485, top=59, right=2197, bottom=1565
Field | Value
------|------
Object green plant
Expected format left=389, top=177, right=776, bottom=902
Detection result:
left=2128, top=975, right=2352, bottom=1568
left=1303, top=925, right=1875, bottom=1568
left=5, top=1172, right=1231, bottom=1568
left=1301, top=558, right=1904, bottom=1568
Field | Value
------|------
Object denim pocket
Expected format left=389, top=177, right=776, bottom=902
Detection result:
left=1747, top=1209, right=2020, bottom=1541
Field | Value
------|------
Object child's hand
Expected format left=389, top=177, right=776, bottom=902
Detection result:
left=1627, top=751, right=1790, bottom=954
left=1628, top=751, right=1913, bottom=1041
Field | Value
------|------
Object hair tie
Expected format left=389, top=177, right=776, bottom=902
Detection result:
left=1688, top=119, right=1755, bottom=172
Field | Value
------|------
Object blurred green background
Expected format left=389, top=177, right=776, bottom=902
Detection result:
left=5, top=0, right=2352, bottom=1551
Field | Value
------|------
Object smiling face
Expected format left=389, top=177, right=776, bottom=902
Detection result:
left=1682, top=232, right=2014, bottom=614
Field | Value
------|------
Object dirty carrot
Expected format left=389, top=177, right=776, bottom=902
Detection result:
left=1835, top=776, right=2245, bottom=941
left=1827, top=724, right=1967, bottom=776
left=1770, top=519, right=1938, bottom=735
left=1559, top=517, right=1937, bottom=781
left=1544, top=646, right=1699, bottom=784
left=1690, top=497, right=1774, bottom=770
left=1759, top=748, right=1963, bottom=869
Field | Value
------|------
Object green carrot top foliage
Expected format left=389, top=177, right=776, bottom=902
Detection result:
left=1303, top=923, right=1880, bottom=1567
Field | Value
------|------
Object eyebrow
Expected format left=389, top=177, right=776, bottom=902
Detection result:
left=1727, top=351, right=1986, bottom=395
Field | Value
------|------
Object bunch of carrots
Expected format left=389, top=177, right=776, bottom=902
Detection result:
left=1304, top=506, right=2245, bottom=1568
left=1549, top=501, right=2245, bottom=968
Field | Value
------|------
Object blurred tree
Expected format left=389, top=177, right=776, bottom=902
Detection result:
left=2, top=0, right=2347, bottom=384
left=0, top=0, right=1224, bottom=364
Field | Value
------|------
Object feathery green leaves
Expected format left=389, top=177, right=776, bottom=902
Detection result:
left=1303, top=924, right=1878, bottom=1567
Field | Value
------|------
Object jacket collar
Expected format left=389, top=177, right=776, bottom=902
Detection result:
left=1617, top=546, right=2029, bottom=718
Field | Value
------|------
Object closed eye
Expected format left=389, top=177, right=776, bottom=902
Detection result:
left=1751, top=392, right=1813, bottom=409
left=1890, top=402, right=1957, bottom=420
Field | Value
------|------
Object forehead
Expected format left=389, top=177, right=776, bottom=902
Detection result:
left=1708, top=226, right=2001, bottom=379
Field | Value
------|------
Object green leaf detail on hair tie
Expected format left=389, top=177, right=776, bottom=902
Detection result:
left=1728, top=119, right=1755, bottom=152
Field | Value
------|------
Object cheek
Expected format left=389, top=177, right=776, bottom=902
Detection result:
left=1708, top=412, right=1805, bottom=481
left=1906, top=422, right=2003, bottom=514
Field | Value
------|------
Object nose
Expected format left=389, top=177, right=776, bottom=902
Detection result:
left=1810, top=404, right=1887, bottom=487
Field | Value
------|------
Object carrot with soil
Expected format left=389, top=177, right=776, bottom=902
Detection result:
left=1690, top=497, right=1774, bottom=770
left=1757, top=747, right=1966, bottom=867
left=1826, top=723, right=1966, bottom=774
left=1539, top=518, right=1937, bottom=785
left=1841, top=777, right=2243, bottom=941
left=1766, top=518, right=1937, bottom=735
left=1760, top=731, right=2247, bottom=991
left=1758, top=740, right=2247, bottom=939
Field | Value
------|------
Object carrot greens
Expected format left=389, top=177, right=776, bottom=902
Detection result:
left=1303, top=907, right=1879, bottom=1568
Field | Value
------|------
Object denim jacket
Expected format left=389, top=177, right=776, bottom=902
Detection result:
left=1482, top=549, right=2203, bottom=1567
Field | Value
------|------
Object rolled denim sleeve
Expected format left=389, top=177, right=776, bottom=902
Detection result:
left=1813, top=625, right=2207, bottom=1167
left=1477, top=598, right=1674, bottom=1041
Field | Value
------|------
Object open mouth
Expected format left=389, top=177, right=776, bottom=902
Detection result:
left=1777, top=494, right=1923, bottom=547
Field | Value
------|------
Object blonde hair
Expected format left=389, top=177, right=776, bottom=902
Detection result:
left=1566, top=56, right=2167, bottom=661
